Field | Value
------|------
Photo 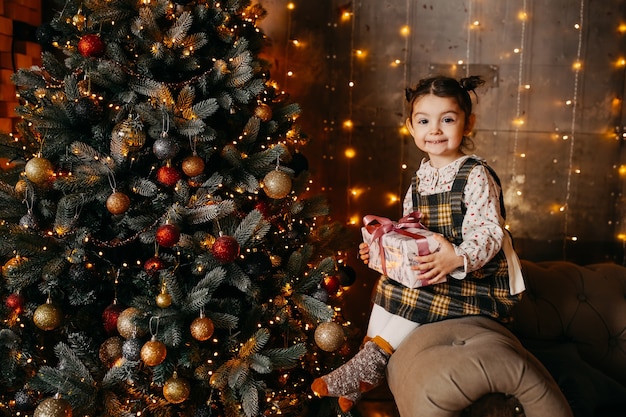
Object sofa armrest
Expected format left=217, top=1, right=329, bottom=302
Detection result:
left=386, top=316, right=572, bottom=417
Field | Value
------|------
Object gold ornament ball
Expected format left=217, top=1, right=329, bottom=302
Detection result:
left=182, top=155, right=205, bottom=177
left=33, top=302, right=63, bottom=331
left=15, top=179, right=28, bottom=197
left=117, top=307, right=145, bottom=338
left=314, top=322, right=345, bottom=352
left=141, top=338, right=167, bottom=366
left=262, top=170, right=292, bottom=199
left=25, top=157, right=54, bottom=184
left=163, top=373, right=191, bottom=404
left=254, top=103, right=273, bottom=122
left=2, top=255, right=27, bottom=278
left=156, top=291, right=172, bottom=308
left=190, top=316, right=215, bottom=341
left=99, top=336, right=123, bottom=368
left=34, top=397, right=73, bottom=417
left=106, top=191, right=131, bottom=215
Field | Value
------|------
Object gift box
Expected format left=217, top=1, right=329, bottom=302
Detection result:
left=361, top=212, right=443, bottom=288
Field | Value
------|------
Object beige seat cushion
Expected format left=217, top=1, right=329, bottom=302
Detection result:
left=386, top=315, right=573, bottom=417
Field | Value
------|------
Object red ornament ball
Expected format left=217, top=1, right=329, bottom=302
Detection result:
left=102, top=302, right=125, bottom=335
left=321, top=274, right=341, bottom=295
left=78, top=34, right=105, bottom=57
left=156, top=224, right=180, bottom=248
left=157, top=166, right=181, bottom=187
left=144, top=256, right=165, bottom=274
left=5, top=293, right=25, bottom=313
left=211, top=235, right=240, bottom=263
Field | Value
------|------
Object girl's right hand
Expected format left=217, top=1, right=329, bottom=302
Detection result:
left=358, top=242, right=370, bottom=264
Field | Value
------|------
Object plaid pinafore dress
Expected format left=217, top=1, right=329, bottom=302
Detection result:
left=372, top=157, right=521, bottom=324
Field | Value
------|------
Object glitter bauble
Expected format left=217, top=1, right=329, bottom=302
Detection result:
left=99, top=336, right=123, bottom=368
left=111, top=117, right=146, bottom=150
left=25, top=157, right=54, bottom=184
left=74, top=97, right=102, bottom=124
left=19, top=212, right=38, bottom=229
left=262, top=170, right=292, bottom=199
left=122, top=337, right=143, bottom=361
left=253, top=103, right=272, bottom=122
left=190, top=316, right=214, bottom=341
left=144, top=256, right=165, bottom=274
left=163, top=373, right=191, bottom=404
left=102, top=303, right=125, bottom=335
left=314, top=321, right=345, bottom=352
left=141, top=338, right=167, bottom=366
left=211, top=235, right=240, bottom=263
left=14, top=388, right=36, bottom=410
left=321, top=274, right=341, bottom=295
left=311, top=287, right=329, bottom=303
left=116, top=307, right=145, bottom=338
left=106, top=191, right=131, bottom=215
left=33, top=302, right=63, bottom=331
left=78, top=34, right=105, bottom=58
left=182, top=155, right=205, bottom=177
left=156, top=291, right=172, bottom=308
left=155, top=224, right=180, bottom=247
left=2, top=256, right=27, bottom=278
left=156, top=165, right=181, bottom=187
left=5, top=292, right=25, bottom=313
left=153, top=135, right=180, bottom=160
left=33, top=396, right=72, bottom=417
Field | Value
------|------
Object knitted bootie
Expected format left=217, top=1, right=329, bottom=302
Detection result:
left=311, top=336, right=393, bottom=410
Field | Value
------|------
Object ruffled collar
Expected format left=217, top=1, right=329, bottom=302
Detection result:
left=417, top=155, right=482, bottom=189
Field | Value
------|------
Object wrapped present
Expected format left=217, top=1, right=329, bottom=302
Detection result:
left=361, top=212, right=443, bottom=288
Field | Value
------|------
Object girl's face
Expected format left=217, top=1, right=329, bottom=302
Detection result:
left=406, top=94, right=475, bottom=168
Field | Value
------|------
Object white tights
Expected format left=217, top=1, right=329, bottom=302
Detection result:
left=366, top=304, right=420, bottom=350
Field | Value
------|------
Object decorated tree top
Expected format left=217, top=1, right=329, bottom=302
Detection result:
left=0, top=0, right=354, bottom=416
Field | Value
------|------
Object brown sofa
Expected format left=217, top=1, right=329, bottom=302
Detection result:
left=385, top=260, right=626, bottom=417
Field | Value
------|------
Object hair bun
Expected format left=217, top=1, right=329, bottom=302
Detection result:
left=459, top=75, right=485, bottom=92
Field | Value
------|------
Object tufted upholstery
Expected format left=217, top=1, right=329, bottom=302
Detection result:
left=385, top=260, right=626, bottom=417
left=510, top=261, right=626, bottom=387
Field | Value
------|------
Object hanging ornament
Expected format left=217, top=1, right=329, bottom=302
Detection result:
left=74, top=97, right=103, bottom=125
left=163, top=371, right=191, bottom=404
left=153, top=134, right=180, bottom=160
left=141, top=336, right=167, bottom=366
left=78, top=33, right=105, bottom=58
left=253, top=102, right=273, bottom=122
left=311, top=286, right=329, bottom=303
left=71, top=7, right=86, bottom=31
left=117, top=307, right=145, bottom=338
left=211, top=234, right=240, bottom=263
left=24, top=156, right=54, bottom=184
left=262, top=169, right=292, bottom=199
left=99, top=336, right=123, bottom=368
left=33, top=394, right=72, bottom=417
left=156, top=282, right=172, bottom=308
left=144, top=255, right=165, bottom=274
left=33, top=298, right=63, bottom=331
left=19, top=210, right=38, bottom=229
left=254, top=200, right=271, bottom=218
left=106, top=191, right=131, bottom=215
left=157, top=165, right=181, bottom=187
left=2, top=255, right=27, bottom=278
left=314, top=321, right=345, bottom=352
left=5, top=292, right=25, bottom=313
left=182, top=154, right=205, bottom=177
left=102, top=302, right=125, bottom=335
left=111, top=116, right=146, bottom=150
left=155, top=223, right=180, bottom=247
left=14, top=388, right=36, bottom=411
left=321, top=274, right=341, bottom=295
left=190, top=311, right=214, bottom=341
left=122, top=337, right=143, bottom=361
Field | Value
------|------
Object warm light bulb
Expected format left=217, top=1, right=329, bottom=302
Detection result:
left=518, top=11, right=528, bottom=21
left=400, top=25, right=410, bottom=36
left=344, top=147, right=356, bottom=158
left=287, top=2, right=295, bottom=10
left=619, top=23, right=626, bottom=33
left=343, top=119, right=353, bottom=129
left=572, top=60, right=582, bottom=70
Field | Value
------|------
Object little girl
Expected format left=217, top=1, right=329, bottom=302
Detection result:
left=311, top=75, right=525, bottom=412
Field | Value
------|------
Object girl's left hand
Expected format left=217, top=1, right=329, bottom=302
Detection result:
left=412, top=234, right=464, bottom=285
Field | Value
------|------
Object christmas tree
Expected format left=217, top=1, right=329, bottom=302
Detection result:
left=0, top=1, right=357, bottom=416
